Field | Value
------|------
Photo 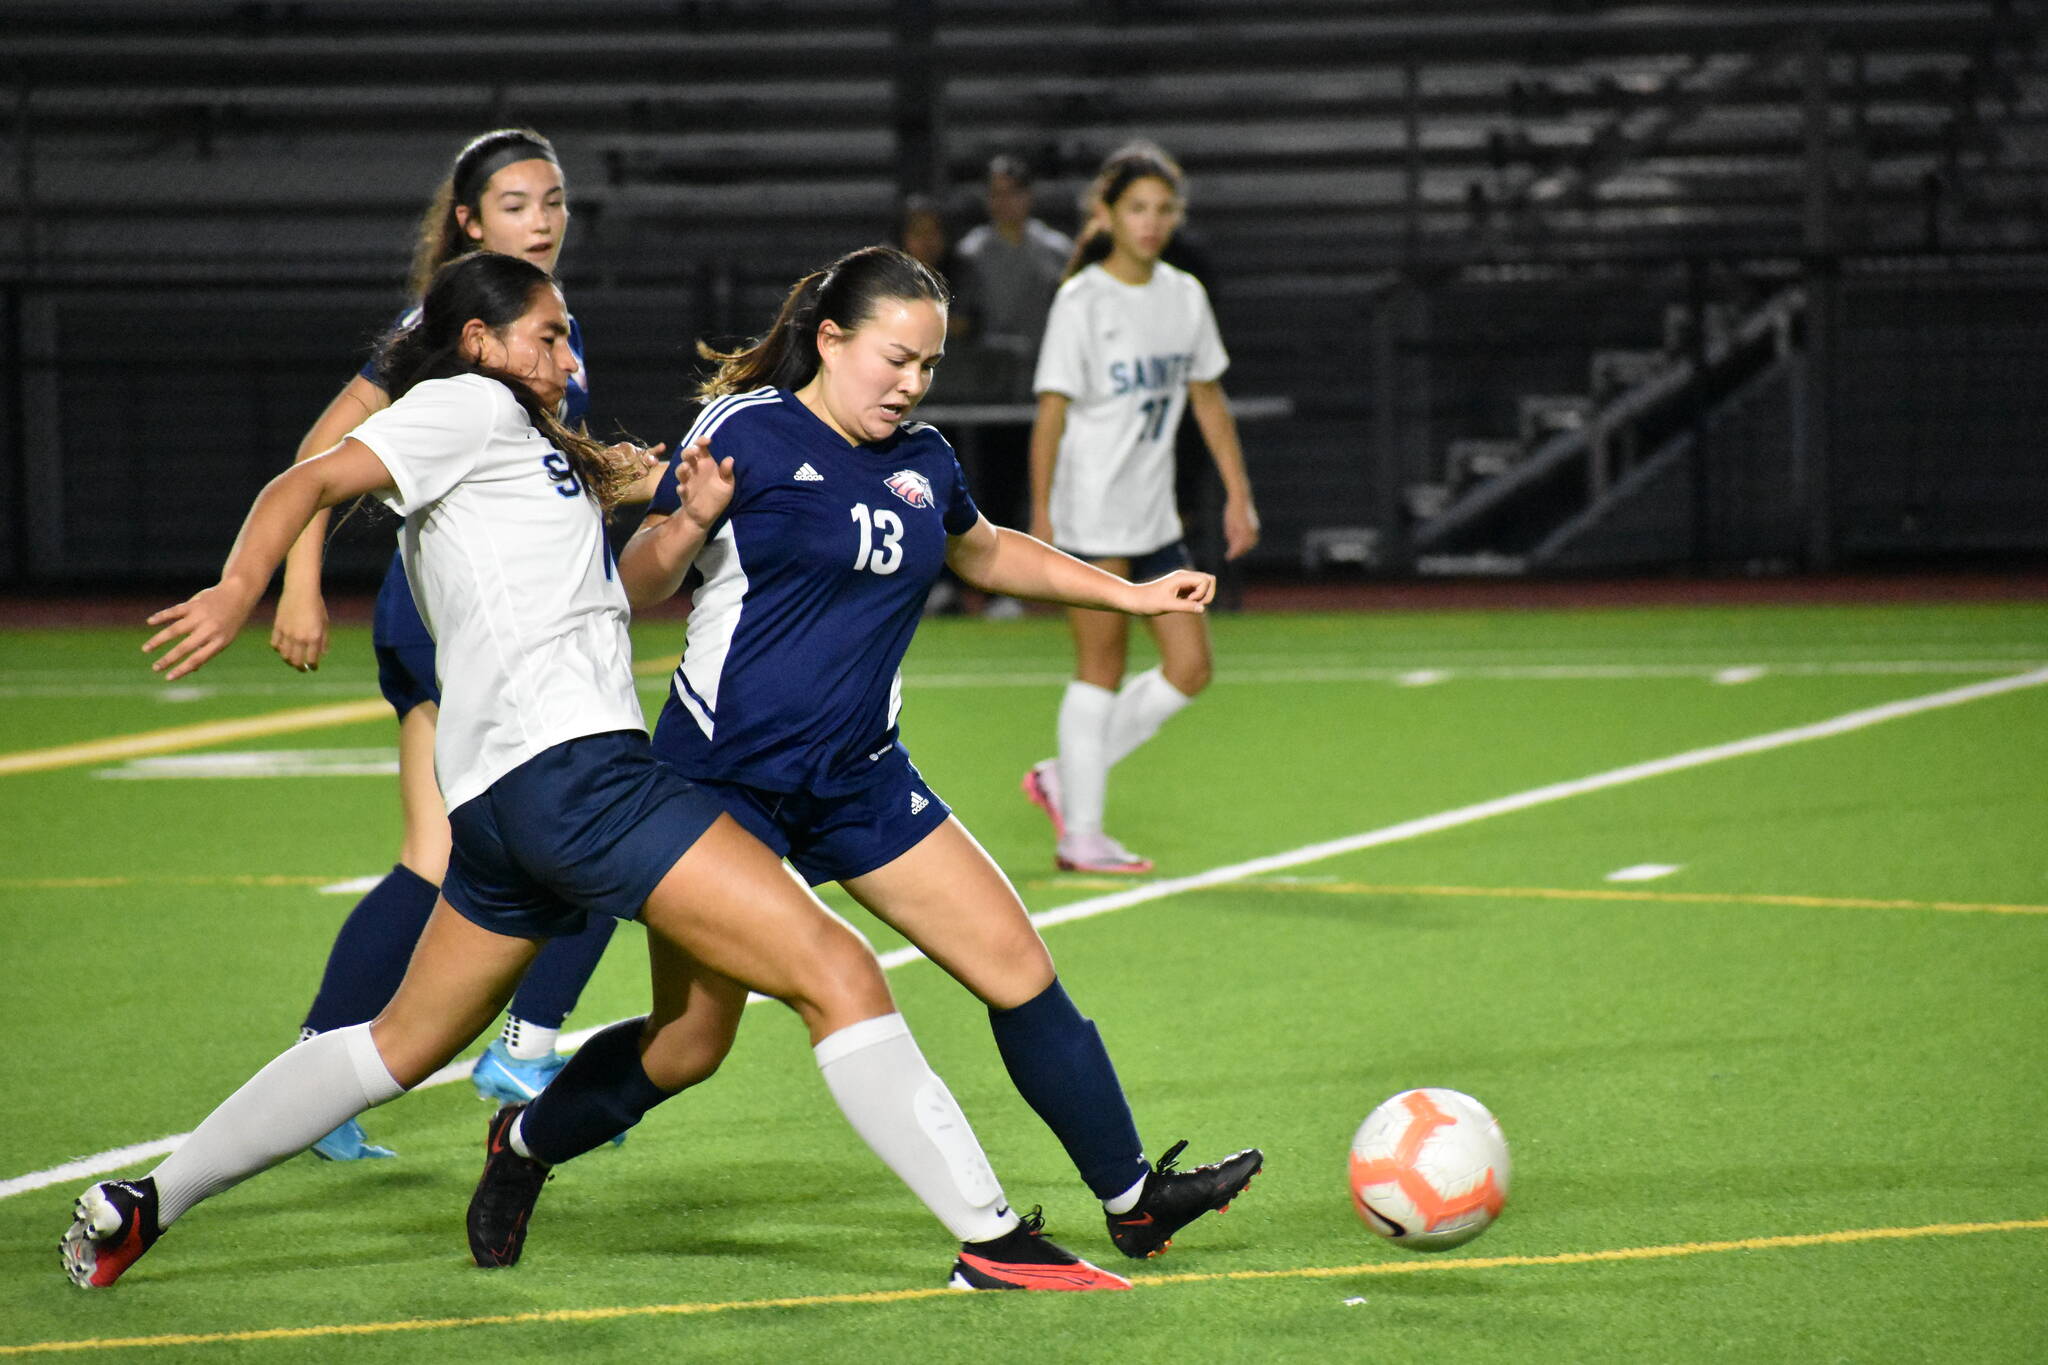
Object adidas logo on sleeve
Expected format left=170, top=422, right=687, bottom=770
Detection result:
left=909, top=791, right=929, bottom=815
left=793, top=463, right=824, bottom=482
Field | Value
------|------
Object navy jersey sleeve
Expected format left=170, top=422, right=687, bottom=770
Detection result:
left=648, top=409, right=742, bottom=541
left=649, top=444, right=684, bottom=517
left=941, top=445, right=980, bottom=536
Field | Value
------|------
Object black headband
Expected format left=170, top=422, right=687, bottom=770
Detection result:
left=454, top=138, right=559, bottom=206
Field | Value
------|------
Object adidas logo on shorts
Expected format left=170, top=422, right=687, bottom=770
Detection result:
left=793, top=463, right=824, bottom=482
left=909, top=791, right=929, bottom=815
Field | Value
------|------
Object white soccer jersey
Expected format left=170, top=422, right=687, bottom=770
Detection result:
left=1032, top=261, right=1228, bottom=556
left=353, top=373, right=643, bottom=810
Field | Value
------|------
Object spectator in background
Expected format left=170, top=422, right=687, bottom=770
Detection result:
left=957, top=155, right=1071, bottom=374
left=956, top=156, right=1072, bottom=618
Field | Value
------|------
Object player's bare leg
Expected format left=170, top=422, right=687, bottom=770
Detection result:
left=843, top=818, right=1054, bottom=1009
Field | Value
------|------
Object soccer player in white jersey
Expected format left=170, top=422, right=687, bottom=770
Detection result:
left=1024, top=142, right=1260, bottom=874
left=268, top=130, right=624, bottom=1161
left=63, top=252, right=1126, bottom=1295
left=463, top=245, right=1261, bottom=1273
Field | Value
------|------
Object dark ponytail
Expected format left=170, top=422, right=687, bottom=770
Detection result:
left=1064, top=141, right=1186, bottom=282
left=374, top=252, right=639, bottom=513
left=406, top=128, right=562, bottom=301
left=698, top=244, right=949, bottom=399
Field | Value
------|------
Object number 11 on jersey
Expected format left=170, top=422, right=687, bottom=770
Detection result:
left=1138, top=396, right=1172, bottom=443
left=850, top=502, right=904, bottom=575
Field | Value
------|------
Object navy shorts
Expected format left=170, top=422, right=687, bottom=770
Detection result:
left=1060, top=539, right=1193, bottom=582
left=690, top=743, right=951, bottom=886
left=443, top=730, right=728, bottom=939
left=372, top=551, right=440, bottom=718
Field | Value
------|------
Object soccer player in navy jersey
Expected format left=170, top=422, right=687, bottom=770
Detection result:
left=268, top=130, right=629, bottom=1159
left=466, top=245, right=1260, bottom=1270
left=65, top=252, right=1124, bottom=1295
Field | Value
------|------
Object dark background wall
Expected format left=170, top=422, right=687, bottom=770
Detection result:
left=4, top=0, right=2045, bottom=587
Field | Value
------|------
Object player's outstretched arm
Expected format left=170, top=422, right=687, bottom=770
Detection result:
left=145, top=439, right=398, bottom=681
left=947, top=517, right=1213, bottom=616
left=273, top=373, right=392, bottom=672
left=617, top=436, right=731, bottom=609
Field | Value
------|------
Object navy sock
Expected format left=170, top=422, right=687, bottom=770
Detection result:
left=988, top=978, right=1149, bottom=1200
left=518, top=1018, right=673, bottom=1164
left=300, top=864, right=438, bottom=1035
left=509, top=914, right=618, bottom=1029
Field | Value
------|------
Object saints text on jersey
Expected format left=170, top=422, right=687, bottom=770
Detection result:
left=1108, top=351, right=1198, bottom=396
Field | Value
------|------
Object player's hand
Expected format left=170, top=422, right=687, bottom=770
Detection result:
left=1124, top=569, right=1214, bottom=616
left=1223, top=496, right=1261, bottom=561
left=144, top=581, right=260, bottom=681
left=613, top=441, right=670, bottom=505
left=676, top=437, right=735, bottom=530
left=269, top=585, right=329, bottom=672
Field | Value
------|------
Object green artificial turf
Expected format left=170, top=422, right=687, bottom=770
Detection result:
left=1, top=602, right=2044, bottom=1361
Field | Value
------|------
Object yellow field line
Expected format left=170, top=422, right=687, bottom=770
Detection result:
left=0, top=658, right=682, bottom=781
left=4, top=1218, right=2041, bottom=1356
left=0, top=874, right=342, bottom=892
left=1212, top=880, right=2048, bottom=917
left=0, top=700, right=391, bottom=777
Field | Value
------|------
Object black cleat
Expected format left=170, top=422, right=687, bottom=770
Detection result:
left=949, top=1208, right=1131, bottom=1291
left=467, top=1103, right=552, bottom=1268
left=1106, top=1140, right=1264, bottom=1259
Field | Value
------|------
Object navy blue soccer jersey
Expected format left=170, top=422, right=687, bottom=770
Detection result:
left=646, top=387, right=980, bottom=796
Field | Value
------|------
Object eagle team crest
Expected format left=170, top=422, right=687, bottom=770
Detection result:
left=885, top=469, right=934, bottom=509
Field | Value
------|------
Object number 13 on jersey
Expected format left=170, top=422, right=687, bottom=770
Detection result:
left=850, top=502, right=904, bottom=575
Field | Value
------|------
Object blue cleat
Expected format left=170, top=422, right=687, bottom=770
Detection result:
left=471, top=1041, right=625, bottom=1146
left=471, top=1039, right=565, bottom=1104
left=311, top=1118, right=396, bottom=1162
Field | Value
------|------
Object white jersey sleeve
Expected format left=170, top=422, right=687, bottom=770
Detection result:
left=1032, top=281, right=1095, bottom=401
left=354, top=376, right=494, bottom=515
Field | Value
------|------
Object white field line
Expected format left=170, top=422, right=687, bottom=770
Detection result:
left=5, top=665, right=2044, bottom=1202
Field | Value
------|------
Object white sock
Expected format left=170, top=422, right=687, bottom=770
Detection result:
left=502, top=1015, right=559, bottom=1061
left=1102, top=1171, right=1148, bottom=1215
left=1103, top=667, right=1193, bottom=769
left=813, top=1013, right=1017, bottom=1244
left=509, top=1109, right=537, bottom=1161
left=1056, top=680, right=1115, bottom=840
left=150, top=1023, right=404, bottom=1226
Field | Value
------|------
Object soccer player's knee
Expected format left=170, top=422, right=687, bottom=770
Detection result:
left=812, top=957, right=896, bottom=1023
left=658, top=1032, right=731, bottom=1089
left=1166, top=658, right=1211, bottom=695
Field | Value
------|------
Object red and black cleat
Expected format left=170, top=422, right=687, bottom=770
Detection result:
left=1107, top=1141, right=1264, bottom=1259
left=950, top=1207, right=1131, bottom=1291
left=62, top=1177, right=163, bottom=1288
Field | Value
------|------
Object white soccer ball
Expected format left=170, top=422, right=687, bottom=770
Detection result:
left=1349, top=1088, right=1511, bottom=1251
